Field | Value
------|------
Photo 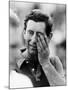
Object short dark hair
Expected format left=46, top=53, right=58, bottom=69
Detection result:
left=24, top=9, right=53, bottom=38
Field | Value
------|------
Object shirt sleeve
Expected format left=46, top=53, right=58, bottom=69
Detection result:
left=42, top=56, right=66, bottom=86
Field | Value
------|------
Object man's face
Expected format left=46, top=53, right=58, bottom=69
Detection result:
left=24, top=20, right=46, bottom=55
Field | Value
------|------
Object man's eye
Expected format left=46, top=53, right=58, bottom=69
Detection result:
left=37, top=32, right=44, bottom=36
left=28, top=30, right=34, bottom=35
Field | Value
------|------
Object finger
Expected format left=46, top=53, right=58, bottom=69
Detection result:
left=39, top=34, right=48, bottom=49
left=44, top=35, right=48, bottom=47
left=37, top=37, right=43, bottom=51
left=38, top=34, right=46, bottom=49
left=37, top=41, right=41, bottom=53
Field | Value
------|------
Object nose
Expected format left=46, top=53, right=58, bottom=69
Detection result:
left=31, top=33, right=37, bottom=45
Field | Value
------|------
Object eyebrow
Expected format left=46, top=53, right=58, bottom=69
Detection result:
left=27, top=29, right=44, bottom=35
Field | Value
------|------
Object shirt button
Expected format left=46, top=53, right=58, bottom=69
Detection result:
left=32, top=68, right=35, bottom=72
left=26, top=61, right=29, bottom=64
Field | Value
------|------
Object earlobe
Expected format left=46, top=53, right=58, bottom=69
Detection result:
left=49, top=33, right=53, bottom=39
left=48, top=33, right=53, bottom=43
left=23, top=30, right=26, bottom=39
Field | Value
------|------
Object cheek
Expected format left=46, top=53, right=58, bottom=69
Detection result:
left=24, top=33, right=32, bottom=44
left=24, top=33, right=30, bottom=40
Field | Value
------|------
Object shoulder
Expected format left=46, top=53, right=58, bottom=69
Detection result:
left=16, top=48, right=27, bottom=68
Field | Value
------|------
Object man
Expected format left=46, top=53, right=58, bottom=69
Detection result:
left=17, top=9, right=65, bottom=87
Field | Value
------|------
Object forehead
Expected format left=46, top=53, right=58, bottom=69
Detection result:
left=26, top=20, right=46, bottom=33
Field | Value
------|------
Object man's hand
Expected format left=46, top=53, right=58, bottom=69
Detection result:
left=37, top=33, right=50, bottom=65
left=37, top=34, right=66, bottom=86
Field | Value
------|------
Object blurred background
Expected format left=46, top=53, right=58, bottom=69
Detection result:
left=9, top=1, right=66, bottom=77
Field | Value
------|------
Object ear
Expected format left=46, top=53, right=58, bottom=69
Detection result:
left=49, top=32, right=53, bottom=39
left=23, top=30, right=26, bottom=45
left=23, top=30, right=26, bottom=34
left=23, top=30, right=26, bottom=37
left=48, top=33, right=53, bottom=43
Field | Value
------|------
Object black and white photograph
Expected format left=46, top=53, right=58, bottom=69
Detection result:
left=9, top=1, right=66, bottom=89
